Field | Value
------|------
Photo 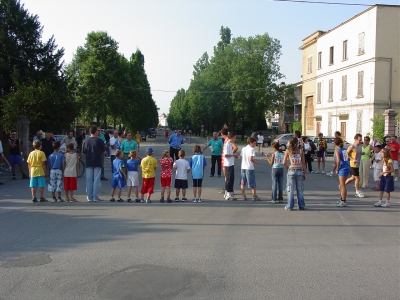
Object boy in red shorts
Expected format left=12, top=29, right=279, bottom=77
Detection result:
left=140, top=147, right=158, bottom=203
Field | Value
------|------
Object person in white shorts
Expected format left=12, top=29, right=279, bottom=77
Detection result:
left=126, top=150, right=142, bottom=203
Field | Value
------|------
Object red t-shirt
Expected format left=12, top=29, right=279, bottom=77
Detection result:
left=387, top=142, right=400, bottom=161
left=159, top=157, right=173, bottom=178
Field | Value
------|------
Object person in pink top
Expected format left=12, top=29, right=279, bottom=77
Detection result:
left=159, top=150, right=173, bottom=203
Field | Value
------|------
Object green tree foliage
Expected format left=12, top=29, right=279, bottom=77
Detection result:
left=370, top=113, right=385, bottom=142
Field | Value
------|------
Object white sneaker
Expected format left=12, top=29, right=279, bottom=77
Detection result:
left=395, top=177, right=399, bottom=182
left=193, top=198, right=198, bottom=203
left=321, top=171, right=325, bottom=174
left=373, top=201, right=382, bottom=207
left=355, top=191, right=365, bottom=198
left=326, top=172, right=332, bottom=176
left=197, top=198, right=202, bottom=203
left=381, top=202, right=390, bottom=207
left=314, top=170, right=320, bottom=174
left=337, top=201, right=347, bottom=207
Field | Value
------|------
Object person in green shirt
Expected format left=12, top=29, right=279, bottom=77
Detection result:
left=120, top=132, right=138, bottom=172
left=359, top=136, right=372, bottom=188
left=202, top=132, right=223, bottom=177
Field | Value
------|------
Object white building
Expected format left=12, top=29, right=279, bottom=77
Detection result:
left=303, top=5, right=399, bottom=140
left=158, top=113, right=168, bottom=127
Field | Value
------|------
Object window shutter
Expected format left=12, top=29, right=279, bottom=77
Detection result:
left=328, top=79, right=333, bottom=102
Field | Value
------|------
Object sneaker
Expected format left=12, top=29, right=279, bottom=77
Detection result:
left=225, top=196, right=236, bottom=201
left=373, top=201, right=382, bottom=207
left=22, top=174, right=29, bottom=179
left=193, top=198, right=198, bottom=203
left=146, top=198, right=151, bottom=203
left=51, top=197, right=57, bottom=203
left=278, top=198, right=284, bottom=203
left=92, top=199, right=98, bottom=202
left=271, top=200, right=277, bottom=204
left=32, top=197, right=38, bottom=203
left=181, top=197, right=187, bottom=202
left=252, top=195, right=261, bottom=201
left=242, top=196, right=247, bottom=201
left=140, top=198, right=144, bottom=203
left=175, top=197, right=180, bottom=202
left=321, top=171, right=325, bottom=174
left=284, top=206, right=293, bottom=211
left=356, top=191, right=365, bottom=198
left=12, top=175, right=16, bottom=180
left=381, top=202, right=390, bottom=207
left=326, top=172, right=332, bottom=176
left=166, top=198, right=172, bottom=203
left=127, top=198, right=132, bottom=203
left=395, top=177, right=399, bottom=182
left=39, top=197, right=48, bottom=202
left=110, top=197, right=116, bottom=202
left=160, top=198, right=165, bottom=203
left=197, top=198, right=202, bottom=203
left=117, top=198, right=124, bottom=202
left=135, top=198, right=140, bottom=203
left=337, top=201, right=347, bottom=207
left=313, top=170, right=319, bottom=174
left=58, top=197, right=65, bottom=202
left=87, top=199, right=93, bottom=202
left=337, top=199, right=342, bottom=204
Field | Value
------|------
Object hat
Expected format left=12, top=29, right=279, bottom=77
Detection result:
left=145, top=147, right=153, bottom=154
left=11, top=132, right=17, bottom=135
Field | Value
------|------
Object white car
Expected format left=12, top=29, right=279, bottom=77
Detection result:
left=272, top=134, right=294, bottom=150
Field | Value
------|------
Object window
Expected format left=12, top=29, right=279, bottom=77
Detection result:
left=317, top=82, right=322, bottom=104
left=343, top=40, right=348, bottom=60
left=358, top=32, right=365, bottom=55
left=307, top=56, right=312, bottom=73
left=318, top=52, right=322, bottom=69
left=357, top=71, right=364, bottom=98
left=328, top=79, right=333, bottom=102
left=341, top=75, right=347, bottom=100
left=329, top=46, right=334, bottom=65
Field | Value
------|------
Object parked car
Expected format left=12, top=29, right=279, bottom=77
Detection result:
left=147, top=128, right=156, bottom=138
left=272, top=134, right=294, bottom=151
left=140, top=132, right=147, bottom=141
left=308, top=136, right=350, bottom=155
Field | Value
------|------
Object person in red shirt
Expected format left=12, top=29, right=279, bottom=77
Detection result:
left=159, top=150, right=173, bottom=202
left=386, top=136, right=400, bottom=181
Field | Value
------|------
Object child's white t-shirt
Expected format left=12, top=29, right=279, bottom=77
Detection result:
left=373, top=152, right=383, bottom=169
left=240, top=145, right=255, bottom=170
left=173, top=159, right=190, bottom=180
left=223, top=141, right=234, bottom=167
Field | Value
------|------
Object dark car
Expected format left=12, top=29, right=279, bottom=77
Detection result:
left=147, top=128, right=156, bottom=138
left=140, top=132, right=147, bottom=141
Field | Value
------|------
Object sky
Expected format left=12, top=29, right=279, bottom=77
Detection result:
left=20, top=0, right=398, bottom=115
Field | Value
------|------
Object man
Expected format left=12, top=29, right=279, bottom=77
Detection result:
left=60, top=131, right=77, bottom=149
left=32, top=130, right=43, bottom=143
left=203, top=132, right=223, bottom=177
left=345, top=133, right=364, bottom=198
left=8, top=132, right=29, bottom=180
left=97, top=130, right=108, bottom=181
left=40, top=132, right=56, bottom=174
left=120, top=132, right=138, bottom=173
left=386, top=135, right=400, bottom=181
left=82, top=126, right=106, bottom=202
left=168, top=129, right=184, bottom=161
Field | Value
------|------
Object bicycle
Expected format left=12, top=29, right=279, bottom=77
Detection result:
left=77, top=157, right=85, bottom=178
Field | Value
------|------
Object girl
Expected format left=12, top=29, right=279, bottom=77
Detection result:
left=159, top=150, right=173, bottom=203
left=134, top=131, right=141, bottom=150
left=374, top=148, right=394, bottom=208
left=335, top=137, right=350, bottom=207
left=126, top=150, right=141, bottom=203
left=266, top=142, right=284, bottom=203
left=256, top=132, right=264, bottom=155
left=283, top=137, right=306, bottom=210
left=302, top=136, right=313, bottom=173
left=190, top=145, right=207, bottom=203
left=110, top=150, right=126, bottom=202
left=63, top=142, right=79, bottom=202
left=359, top=136, right=372, bottom=188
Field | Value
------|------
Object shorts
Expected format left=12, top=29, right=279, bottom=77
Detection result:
left=316, top=150, right=325, bottom=158
left=48, top=169, right=64, bottom=192
left=373, top=168, right=382, bottom=182
left=393, top=160, right=399, bottom=170
left=192, top=178, right=203, bottom=187
left=127, top=171, right=139, bottom=186
left=174, top=179, right=188, bottom=189
left=9, top=154, right=22, bottom=165
left=30, top=176, right=45, bottom=188
left=338, top=167, right=350, bottom=177
left=350, top=167, right=359, bottom=177
left=141, top=177, right=155, bottom=194
left=240, top=169, right=256, bottom=188
left=64, top=177, right=77, bottom=190
left=379, top=175, right=394, bottom=193
left=160, top=176, right=172, bottom=187
left=111, top=176, right=125, bottom=189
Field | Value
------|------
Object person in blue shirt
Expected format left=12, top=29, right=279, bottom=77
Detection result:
left=190, top=145, right=207, bottom=203
left=110, top=150, right=126, bottom=202
left=47, top=141, right=66, bottom=202
left=168, top=129, right=184, bottom=161
left=126, top=150, right=142, bottom=203
left=335, top=137, right=350, bottom=207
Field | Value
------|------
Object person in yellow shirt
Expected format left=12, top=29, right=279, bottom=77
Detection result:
left=140, top=147, right=158, bottom=203
left=27, top=140, right=47, bottom=202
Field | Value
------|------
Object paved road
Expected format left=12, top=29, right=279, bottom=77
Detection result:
left=0, top=132, right=399, bottom=300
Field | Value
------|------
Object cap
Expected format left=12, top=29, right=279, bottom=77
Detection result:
left=11, top=132, right=17, bottom=135
left=145, top=147, right=153, bottom=154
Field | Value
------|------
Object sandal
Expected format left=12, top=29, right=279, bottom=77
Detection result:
left=71, top=197, right=78, bottom=202
left=371, top=187, right=379, bottom=191
left=65, top=197, right=70, bottom=202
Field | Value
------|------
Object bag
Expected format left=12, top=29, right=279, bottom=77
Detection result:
left=310, top=141, right=316, bottom=153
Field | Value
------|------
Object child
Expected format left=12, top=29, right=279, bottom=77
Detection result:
left=159, top=150, right=173, bottom=203
left=110, top=150, right=126, bottom=202
left=374, top=148, right=394, bottom=208
left=126, top=150, right=141, bottom=203
left=190, top=145, right=207, bottom=203
left=27, top=140, right=47, bottom=202
left=64, top=142, right=79, bottom=202
left=334, top=137, right=350, bottom=207
left=223, top=132, right=239, bottom=201
left=239, top=137, right=260, bottom=201
left=173, top=149, right=191, bottom=202
left=266, top=142, right=284, bottom=203
left=140, top=147, right=158, bottom=203
left=47, top=141, right=66, bottom=202
left=371, top=145, right=383, bottom=191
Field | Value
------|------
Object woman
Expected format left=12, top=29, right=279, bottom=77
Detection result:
left=359, top=136, right=372, bottom=188
left=302, top=136, right=313, bottom=173
left=283, top=137, right=306, bottom=210
left=256, top=132, right=264, bottom=155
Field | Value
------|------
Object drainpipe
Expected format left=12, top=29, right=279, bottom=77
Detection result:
left=376, top=57, right=392, bottom=109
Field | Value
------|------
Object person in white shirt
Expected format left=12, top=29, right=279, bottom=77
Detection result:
left=239, top=137, right=260, bottom=201
left=256, top=132, right=264, bottom=155
left=371, top=145, right=383, bottom=191
left=173, top=150, right=191, bottom=202
left=223, top=132, right=239, bottom=201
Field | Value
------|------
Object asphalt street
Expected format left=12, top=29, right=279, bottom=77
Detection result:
left=0, top=131, right=399, bottom=300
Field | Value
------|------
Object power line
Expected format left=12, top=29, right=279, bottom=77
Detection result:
left=273, top=0, right=373, bottom=6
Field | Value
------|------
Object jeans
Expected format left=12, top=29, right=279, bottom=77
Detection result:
left=86, top=167, right=102, bottom=200
left=225, top=165, right=235, bottom=192
left=286, top=170, right=305, bottom=209
left=271, top=168, right=284, bottom=200
left=210, top=155, right=222, bottom=176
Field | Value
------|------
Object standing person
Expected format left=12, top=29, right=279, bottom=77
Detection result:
left=165, top=130, right=169, bottom=142
left=327, top=131, right=343, bottom=176
left=173, top=150, right=191, bottom=202
left=386, top=136, right=400, bottom=182
left=126, top=150, right=141, bottom=203
left=110, top=150, right=126, bottom=203
left=266, top=142, right=284, bottom=203
left=60, top=131, right=77, bottom=149
left=8, top=131, right=29, bottom=180
left=190, top=145, right=207, bottom=203
left=302, top=137, right=313, bottom=173
left=82, top=126, right=106, bottom=202
left=27, top=140, right=47, bottom=202
left=202, top=132, right=223, bottom=177
left=109, top=130, right=121, bottom=173
left=239, top=137, right=260, bottom=201
left=345, top=133, right=364, bottom=198
left=140, top=147, right=158, bottom=203
left=0, top=139, right=12, bottom=171
left=134, top=131, right=141, bottom=151
left=374, top=148, right=394, bottom=207
left=294, top=130, right=304, bottom=150
left=41, top=131, right=56, bottom=158
left=64, top=142, right=79, bottom=202
left=223, top=132, right=239, bottom=201
left=159, top=150, right=173, bottom=203
left=334, top=137, right=350, bottom=207
left=371, top=145, right=383, bottom=191
left=314, top=133, right=327, bottom=173
left=47, top=141, right=65, bottom=203
left=98, top=130, right=108, bottom=181
left=168, top=129, right=184, bottom=161
left=256, top=132, right=264, bottom=155
left=105, top=131, right=111, bottom=158
left=283, top=137, right=306, bottom=211
left=219, top=128, right=229, bottom=194
left=77, top=132, right=86, bottom=153
left=32, top=130, right=43, bottom=143
left=120, top=132, right=138, bottom=173
left=359, top=136, right=372, bottom=188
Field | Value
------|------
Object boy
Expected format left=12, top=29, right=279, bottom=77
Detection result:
left=27, top=140, right=47, bottom=202
left=140, top=147, right=158, bottom=203
left=110, top=150, right=126, bottom=202
left=47, top=141, right=66, bottom=202
left=371, top=144, right=383, bottom=191
left=239, top=137, right=260, bottom=201
left=173, top=150, right=191, bottom=202
left=224, top=132, right=239, bottom=201
left=190, top=145, right=207, bottom=203
left=126, top=150, right=141, bottom=203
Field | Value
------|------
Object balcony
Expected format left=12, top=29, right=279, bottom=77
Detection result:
left=284, top=114, right=302, bottom=123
